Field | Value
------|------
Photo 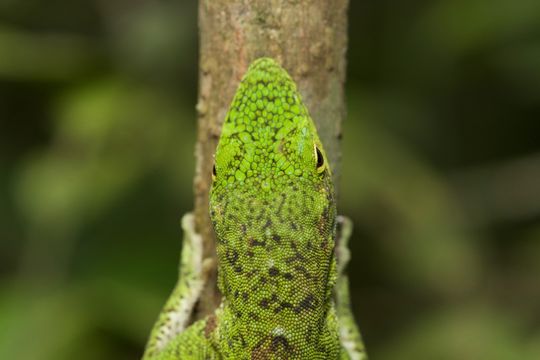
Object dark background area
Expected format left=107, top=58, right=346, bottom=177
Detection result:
left=1, top=1, right=540, bottom=359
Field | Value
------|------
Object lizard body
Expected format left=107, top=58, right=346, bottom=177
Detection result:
left=143, top=58, right=366, bottom=359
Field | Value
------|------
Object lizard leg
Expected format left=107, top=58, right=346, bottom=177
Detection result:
left=335, top=216, right=368, bottom=360
left=152, top=317, right=220, bottom=360
left=143, top=213, right=214, bottom=359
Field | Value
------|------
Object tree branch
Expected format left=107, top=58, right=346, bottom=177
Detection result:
left=193, top=0, right=349, bottom=318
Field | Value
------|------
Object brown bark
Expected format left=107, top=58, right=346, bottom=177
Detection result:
left=193, top=0, right=349, bottom=318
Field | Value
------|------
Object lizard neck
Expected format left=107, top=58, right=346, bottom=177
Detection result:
left=210, top=181, right=339, bottom=357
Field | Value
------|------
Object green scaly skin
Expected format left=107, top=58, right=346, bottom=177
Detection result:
left=143, top=58, right=367, bottom=359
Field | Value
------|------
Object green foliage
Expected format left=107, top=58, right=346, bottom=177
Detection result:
left=1, top=0, right=539, bottom=359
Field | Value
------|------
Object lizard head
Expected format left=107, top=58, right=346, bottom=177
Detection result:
left=210, top=57, right=333, bottom=196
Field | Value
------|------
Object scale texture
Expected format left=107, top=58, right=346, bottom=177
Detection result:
left=143, top=58, right=365, bottom=360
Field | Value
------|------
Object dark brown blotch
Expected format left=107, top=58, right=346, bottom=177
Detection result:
left=271, top=335, right=292, bottom=353
left=259, top=298, right=270, bottom=309
left=249, top=237, right=266, bottom=247
left=274, top=301, right=293, bottom=314
left=294, top=294, right=317, bottom=313
left=283, top=272, right=294, bottom=280
left=226, top=249, right=239, bottom=265
left=268, top=267, right=280, bottom=277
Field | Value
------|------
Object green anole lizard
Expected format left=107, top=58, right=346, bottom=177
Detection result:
left=143, top=58, right=367, bottom=359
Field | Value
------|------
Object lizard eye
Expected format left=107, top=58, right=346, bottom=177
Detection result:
left=212, top=164, right=217, bottom=181
left=315, top=146, right=325, bottom=173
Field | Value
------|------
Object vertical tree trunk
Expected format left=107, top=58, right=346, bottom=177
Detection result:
left=193, top=0, right=349, bottom=318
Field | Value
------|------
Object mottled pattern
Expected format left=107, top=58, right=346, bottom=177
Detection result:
left=209, top=58, right=339, bottom=359
left=143, top=58, right=366, bottom=360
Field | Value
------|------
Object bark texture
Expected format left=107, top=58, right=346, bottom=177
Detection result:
left=194, top=0, right=349, bottom=317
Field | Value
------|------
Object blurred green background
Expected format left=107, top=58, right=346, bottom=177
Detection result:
left=1, top=1, right=540, bottom=359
